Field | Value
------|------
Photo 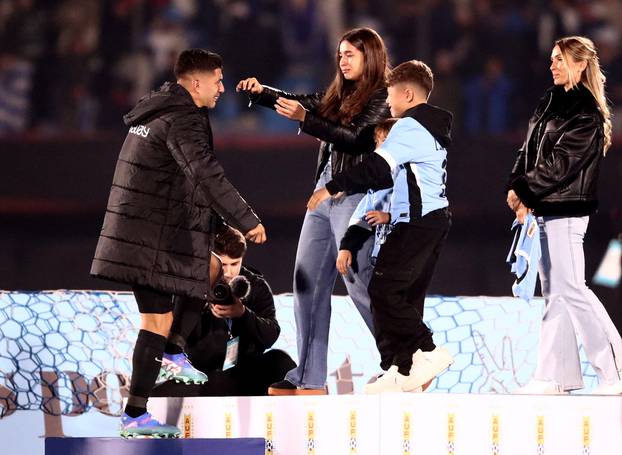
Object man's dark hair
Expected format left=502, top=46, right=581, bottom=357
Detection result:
left=174, top=49, right=223, bottom=79
left=214, top=226, right=247, bottom=259
left=387, top=60, right=434, bottom=97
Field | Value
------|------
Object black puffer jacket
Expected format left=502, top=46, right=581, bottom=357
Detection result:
left=509, top=83, right=604, bottom=216
left=251, top=86, right=390, bottom=182
left=91, top=83, right=260, bottom=299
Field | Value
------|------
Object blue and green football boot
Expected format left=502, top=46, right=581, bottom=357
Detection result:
left=157, top=352, right=208, bottom=385
left=119, top=411, right=181, bottom=438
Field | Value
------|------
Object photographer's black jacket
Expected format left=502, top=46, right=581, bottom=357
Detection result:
left=91, top=82, right=260, bottom=299
left=250, top=86, right=390, bottom=183
left=185, top=266, right=280, bottom=373
left=509, top=83, right=604, bottom=216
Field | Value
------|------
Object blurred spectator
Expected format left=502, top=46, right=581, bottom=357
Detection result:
left=96, top=1, right=152, bottom=127
left=52, top=0, right=101, bottom=131
left=594, top=28, right=622, bottom=134
left=209, top=0, right=286, bottom=129
left=0, top=0, right=620, bottom=138
left=464, top=56, right=513, bottom=136
left=0, top=0, right=45, bottom=133
left=429, top=49, right=463, bottom=134
left=537, top=1, right=581, bottom=55
left=280, top=0, right=328, bottom=80
left=0, top=52, right=33, bottom=133
left=147, top=16, right=189, bottom=87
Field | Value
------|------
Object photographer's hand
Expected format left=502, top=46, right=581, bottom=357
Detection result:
left=209, top=299, right=246, bottom=319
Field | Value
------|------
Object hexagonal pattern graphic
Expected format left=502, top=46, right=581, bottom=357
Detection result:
left=0, top=291, right=599, bottom=417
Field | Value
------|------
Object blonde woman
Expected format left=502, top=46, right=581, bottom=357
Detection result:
left=507, top=36, right=622, bottom=395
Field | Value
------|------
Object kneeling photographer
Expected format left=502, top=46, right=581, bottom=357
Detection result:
left=152, top=227, right=295, bottom=396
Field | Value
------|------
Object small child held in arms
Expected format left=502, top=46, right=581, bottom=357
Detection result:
left=336, top=118, right=397, bottom=277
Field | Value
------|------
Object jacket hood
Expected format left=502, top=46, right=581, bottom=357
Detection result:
left=404, top=103, right=453, bottom=148
left=123, top=82, right=196, bottom=126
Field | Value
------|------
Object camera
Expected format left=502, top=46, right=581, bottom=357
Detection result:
left=211, top=275, right=250, bottom=306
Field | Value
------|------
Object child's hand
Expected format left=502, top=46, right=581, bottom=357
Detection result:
left=365, top=210, right=390, bottom=226
left=336, top=250, right=352, bottom=275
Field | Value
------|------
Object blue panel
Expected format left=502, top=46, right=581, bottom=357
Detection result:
left=45, top=437, right=265, bottom=455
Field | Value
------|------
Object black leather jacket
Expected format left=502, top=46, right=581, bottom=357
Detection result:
left=509, top=83, right=604, bottom=216
left=250, top=86, right=390, bottom=183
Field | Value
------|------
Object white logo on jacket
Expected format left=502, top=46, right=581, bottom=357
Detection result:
left=129, top=125, right=150, bottom=138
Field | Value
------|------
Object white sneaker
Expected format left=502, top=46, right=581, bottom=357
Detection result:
left=513, top=379, right=566, bottom=395
left=591, top=379, right=622, bottom=395
left=402, top=346, right=454, bottom=392
left=363, top=366, right=417, bottom=394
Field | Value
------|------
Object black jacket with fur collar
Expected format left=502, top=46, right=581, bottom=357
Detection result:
left=509, top=83, right=605, bottom=216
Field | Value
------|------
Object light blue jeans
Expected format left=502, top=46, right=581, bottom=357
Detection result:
left=285, top=165, right=375, bottom=388
left=534, top=216, right=622, bottom=390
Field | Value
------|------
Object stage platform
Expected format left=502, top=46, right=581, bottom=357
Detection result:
left=143, top=393, right=622, bottom=454
left=1, top=291, right=617, bottom=454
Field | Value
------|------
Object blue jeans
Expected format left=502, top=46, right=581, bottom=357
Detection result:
left=285, top=168, right=374, bottom=388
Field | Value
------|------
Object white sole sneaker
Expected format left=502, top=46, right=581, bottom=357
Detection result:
left=591, top=379, right=622, bottom=395
left=512, top=379, right=567, bottom=395
left=364, top=366, right=415, bottom=394
left=402, top=346, right=454, bottom=392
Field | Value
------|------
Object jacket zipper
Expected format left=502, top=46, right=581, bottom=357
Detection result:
left=533, top=93, right=553, bottom=169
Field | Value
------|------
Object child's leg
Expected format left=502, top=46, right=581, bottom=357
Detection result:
left=369, top=211, right=451, bottom=374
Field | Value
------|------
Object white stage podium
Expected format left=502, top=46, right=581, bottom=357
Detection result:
left=148, top=393, right=622, bottom=455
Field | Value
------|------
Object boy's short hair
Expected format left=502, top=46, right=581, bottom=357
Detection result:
left=174, top=49, right=223, bottom=79
left=214, top=226, right=247, bottom=259
left=387, top=60, right=434, bottom=97
left=374, top=118, right=399, bottom=141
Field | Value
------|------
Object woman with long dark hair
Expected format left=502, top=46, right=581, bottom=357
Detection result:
left=237, top=27, right=390, bottom=394
left=507, top=36, right=622, bottom=395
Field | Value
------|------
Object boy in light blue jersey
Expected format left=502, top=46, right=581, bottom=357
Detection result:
left=308, top=60, right=454, bottom=394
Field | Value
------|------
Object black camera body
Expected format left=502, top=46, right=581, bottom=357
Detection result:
left=211, top=275, right=251, bottom=306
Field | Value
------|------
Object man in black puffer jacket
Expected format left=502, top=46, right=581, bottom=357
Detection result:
left=91, top=49, right=266, bottom=438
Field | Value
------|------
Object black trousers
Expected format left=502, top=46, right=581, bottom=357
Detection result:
left=368, top=209, right=451, bottom=372
left=151, top=349, right=296, bottom=397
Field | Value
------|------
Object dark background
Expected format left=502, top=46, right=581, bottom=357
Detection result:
left=0, top=0, right=621, bottom=313
left=1, top=133, right=620, bottom=301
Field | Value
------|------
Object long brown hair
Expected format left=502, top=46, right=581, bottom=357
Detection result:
left=318, top=27, right=389, bottom=125
left=556, top=36, right=612, bottom=155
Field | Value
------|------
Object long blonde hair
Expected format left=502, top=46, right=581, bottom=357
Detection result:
left=556, top=36, right=612, bottom=155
